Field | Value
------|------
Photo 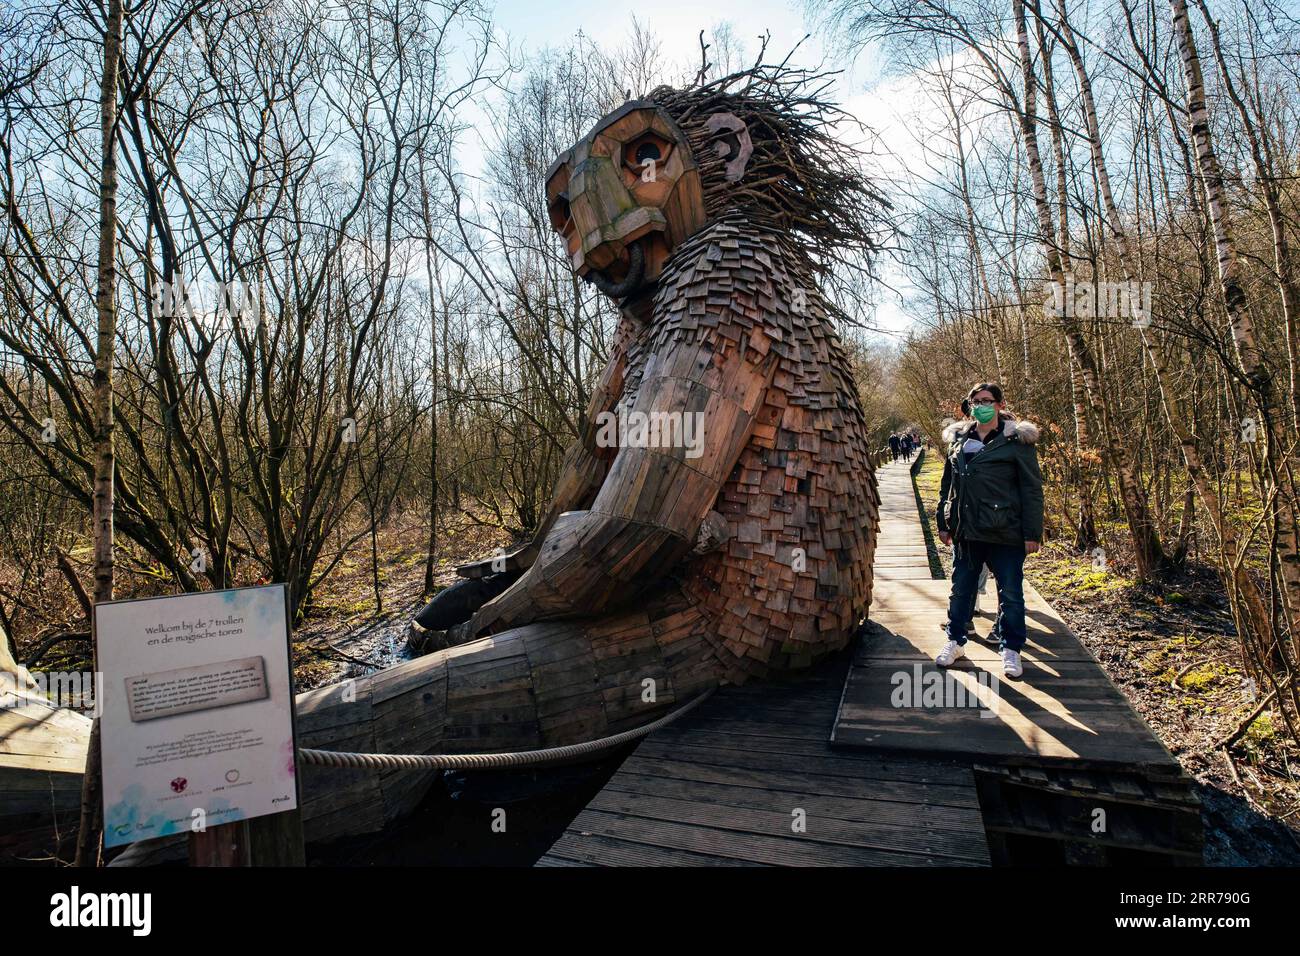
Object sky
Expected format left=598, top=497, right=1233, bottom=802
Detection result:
left=478, top=0, right=931, bottom=338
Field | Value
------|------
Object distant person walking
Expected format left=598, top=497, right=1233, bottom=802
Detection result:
left=934, top=383, right=1043, bottom=679
left=889, top=433, right=901, bottom=462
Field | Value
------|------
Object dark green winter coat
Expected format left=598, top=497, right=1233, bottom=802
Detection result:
left=936, top=415, right=1044, bottom=546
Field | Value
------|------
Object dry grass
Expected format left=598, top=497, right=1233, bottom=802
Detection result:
left=3, top=503, right=516, bottom=693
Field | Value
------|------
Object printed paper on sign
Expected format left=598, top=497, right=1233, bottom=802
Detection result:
left=96, top=585, right=297, bottom=847
left=125, top=656, right=269, bottom=722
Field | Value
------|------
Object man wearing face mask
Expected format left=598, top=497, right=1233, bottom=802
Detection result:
left=934, top=383, right=1043, bottom=678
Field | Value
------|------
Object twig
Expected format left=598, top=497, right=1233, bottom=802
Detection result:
left=1213, top=680, right=1286, bottom=750
left=693, top=31, right=711, bottom=87
left=307, top=637, right=376, bottom=669
left=23, top=630, right=91, bottom=668
left=1169, top=658, right=1208, bottom=692
left=1221, top=746, right=1243, bottom=787
left=54, top=549, right=92, bottom=621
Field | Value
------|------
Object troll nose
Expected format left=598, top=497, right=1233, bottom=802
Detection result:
left=567, top=154, right=664, bottom=275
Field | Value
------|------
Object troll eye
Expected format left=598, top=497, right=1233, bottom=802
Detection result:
left=544, top=156, right=571, bottom=232
left=548, top=192, right=571, bottom=232
left=623, top=133, right=672, bottom=174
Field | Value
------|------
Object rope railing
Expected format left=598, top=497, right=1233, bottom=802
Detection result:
left=297, top=685, right=716, bottom=772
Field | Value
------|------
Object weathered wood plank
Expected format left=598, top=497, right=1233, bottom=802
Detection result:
left=554, top=808, right=984, bottom=867
left=540, top=832, right=767, bottom=867
left=631, top=740, right=980, bottom=793
left=615, top=752, right=981, bottom=808
left=585, top=789, right=987, bottom=862
left=604, top=767, right=985, bottom=839
left=0, top=695, right=91, bottom=779
left=535, top=635, right=989, bottom=866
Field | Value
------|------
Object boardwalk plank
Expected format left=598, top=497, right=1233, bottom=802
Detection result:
left=546, top=809, right=983, bottom=867
left=583, top=790, right=988, bottom=862
left=542, top=832, right=768, bottom=867
left=605, top=765, right=983, bottom=834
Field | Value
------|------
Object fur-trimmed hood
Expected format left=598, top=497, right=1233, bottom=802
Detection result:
left=942, top=413, right=1040, bottom=446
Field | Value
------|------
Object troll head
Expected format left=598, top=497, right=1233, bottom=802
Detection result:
left=545, top=67, right=894, bottom=306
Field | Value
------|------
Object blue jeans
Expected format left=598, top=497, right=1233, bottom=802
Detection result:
left=946, top=540, right=1027, bottom=651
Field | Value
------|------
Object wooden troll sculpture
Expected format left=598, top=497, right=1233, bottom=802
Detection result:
left=296, top=69, right=891, bottom=842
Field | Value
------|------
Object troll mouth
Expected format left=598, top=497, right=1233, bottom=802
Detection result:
left=583, top=241, right=646, bottom=299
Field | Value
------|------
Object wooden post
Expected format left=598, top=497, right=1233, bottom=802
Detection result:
left=189, top=809, right=305, bottom=867
left=187, top=584, right=305, bottom=867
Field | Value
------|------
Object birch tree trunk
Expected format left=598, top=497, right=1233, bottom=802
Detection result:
left=1013, top=0, right=1165, bottom=574
left=1192, top=0, right=1300, bottom=433
left=419, top=162, right=440, bottom=596
left=1038, top=25, right=1096, bottom=549
left=938, top=68, right=1005, bottom=389
left=1170, top=0, right=1300, bottom=644
left=75, top=0, right=122, bottom=867
left=1048, top=0, right=1253, bottom=594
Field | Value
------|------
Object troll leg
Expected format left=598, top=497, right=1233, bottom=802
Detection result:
left=296, top=591, right=720, bottom=843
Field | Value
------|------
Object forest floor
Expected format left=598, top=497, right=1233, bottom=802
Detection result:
left=914, top=452, right=1300, bottom=865
left=289, top=510, right=513, bottom=691
left=3, top=506, right=513, bottom=694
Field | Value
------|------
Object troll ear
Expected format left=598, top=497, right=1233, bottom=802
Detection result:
left=704, top=112, right=753, bottom=182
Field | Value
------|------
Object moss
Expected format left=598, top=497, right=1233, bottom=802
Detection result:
left=1169, top=659, right=1239, bottom=692
left=1141, top=647, right=1174, bottom=676
left=1177, top=665, right=1220, bottom=691
left=1245, top=713, right=1277, bottom=747
left=1029, top=555, right=1134, bottom=598
left=910, top=451, right=946, bottom=578
left=1140, top=634, right=1216, bottom=680
left=914, top=453, right=944, bottom=501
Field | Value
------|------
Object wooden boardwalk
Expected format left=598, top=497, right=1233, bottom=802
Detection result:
left=834, top=578, right=1178, bottom=770
left=537, top=454, right=1200, bottom=866
left=834, top=459, right=1178, bottom=773
left=539, top=453, right=992, bottom=867
left=873, top=451, right=933, bottom=582
left=537, top=651, right=990, bottom=866
left=0, top=688, right=91, bottom=861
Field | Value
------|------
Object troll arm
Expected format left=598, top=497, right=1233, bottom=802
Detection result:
left=455, top=317, right=638, bottom=580
left=461, top=327, right=777, bottom=637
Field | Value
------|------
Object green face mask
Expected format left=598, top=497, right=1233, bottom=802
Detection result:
left=972, top=403, right=996, bottom=424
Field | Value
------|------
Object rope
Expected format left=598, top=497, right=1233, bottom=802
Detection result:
left=297, top=686, right=716, bottom=771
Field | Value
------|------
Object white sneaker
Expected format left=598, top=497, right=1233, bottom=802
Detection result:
left=1002, top=648, right=1023, bottom=678
left=936, top=640, right=965, bottom=667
